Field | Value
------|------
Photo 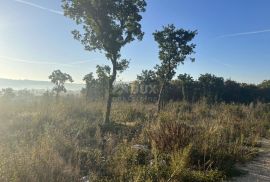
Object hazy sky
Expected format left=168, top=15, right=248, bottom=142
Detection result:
left=0, top=0, right=270, bottom=83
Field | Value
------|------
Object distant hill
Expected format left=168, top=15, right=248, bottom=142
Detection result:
left=0, top=78, right=84, bottom=90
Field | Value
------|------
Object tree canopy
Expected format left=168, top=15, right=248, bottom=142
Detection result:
left=49, top=70, right=73, bottom=97
left=62, top=0, right=146, bottom=60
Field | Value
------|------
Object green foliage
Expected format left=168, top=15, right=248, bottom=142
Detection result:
left=168, top=145, right=192, bottom=181
left=116, top=59, right=130, bottom=73
left=259, top=80, right=270, bottom=88
left=154, top=25, right=197, bottom=82
left=137, top=70, right=158, bottom=84
left=49, top=70, right=73, bottom=96
left=198, top=74, right=224, bottom=102
left=130, top=73, right=270, bottom=104
left=177, top=74, right=195, bottom=101
left=83, top=65, right=111, bottom=100
left=62, top=0, right=146, bottom=60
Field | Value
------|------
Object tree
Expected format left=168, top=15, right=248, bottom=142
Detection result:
left=223, top=79, right=241, bottom=103
left=198, top=74, right=224, bottom=103
left=62, top=0, right=147, bottom=123
left=258, top=80, right=270, bottom=102
left=83, top=65, right=110, bottom=101
left=259, top=80, right=270, bottom=89
left=177, top=74, right=194, bottom=101
left=137, top=70, right=157, bottom=83
left=83, top=72, right=97, bottom=100
left=136, top=70, right=158, bottom=101
left=153, top=25, right=197, bottom=112
left=49, top=70, right=73, bottom=97
left=96, top=65, right=111, bottom=100
left=239, top=83, right=258, bottom=104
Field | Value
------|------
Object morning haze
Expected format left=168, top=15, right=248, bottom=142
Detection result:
left=0, top=1, right=270, bottom=182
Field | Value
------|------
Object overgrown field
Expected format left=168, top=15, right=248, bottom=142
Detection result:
left=0, top=96, right=270, bottom=182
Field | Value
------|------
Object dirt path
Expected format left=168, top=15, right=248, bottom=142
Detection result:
left=229, top=139, right=270, bottom=182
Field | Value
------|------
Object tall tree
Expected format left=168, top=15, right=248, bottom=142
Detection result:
left=49, top=70, right=73, bottom=98
left=153, top=25, right=197, bottom=112
left=62, top=0, right=147, bottom=123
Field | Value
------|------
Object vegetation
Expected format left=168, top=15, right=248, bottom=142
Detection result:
left=49, top=70, right=73, bottom=97
left=153, top=25, right=197, bottom=112
left=0, top=93, right=269, bottom=181
left=1, top=1, right=269, bottom=182
left=62, top=0, right=147, bottom=123
left=82, top=65, right=111, bottom=101
left=82, top=72, right=270, bottom=105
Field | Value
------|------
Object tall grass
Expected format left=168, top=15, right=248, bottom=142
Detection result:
left=0, top=96, right=269, bottom=181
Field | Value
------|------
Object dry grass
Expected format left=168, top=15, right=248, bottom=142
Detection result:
left=0, top=96, right=269, bottom=181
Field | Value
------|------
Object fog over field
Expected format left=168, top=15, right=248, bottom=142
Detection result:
left=0, top=78, right=84, bottom=90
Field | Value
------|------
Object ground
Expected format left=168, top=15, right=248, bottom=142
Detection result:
left=230, top=139, right=270, bottom=182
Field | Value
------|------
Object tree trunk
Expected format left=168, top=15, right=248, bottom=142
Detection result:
left=104, top=61, right=117, bottom=123
left=157, top=82, right=165, bottom=113
left=182, top=83, right=186, bottom=101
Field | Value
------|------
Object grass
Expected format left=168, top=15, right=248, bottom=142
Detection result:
left=0, top=96, right=269, bottom=181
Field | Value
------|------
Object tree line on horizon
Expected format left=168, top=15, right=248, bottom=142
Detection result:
left=81, top=70, right=270, bottom=104
left=2, top=71, right=270, bottom=105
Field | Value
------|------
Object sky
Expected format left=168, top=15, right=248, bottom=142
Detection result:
left=0, top=0, right=270, bottom=84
